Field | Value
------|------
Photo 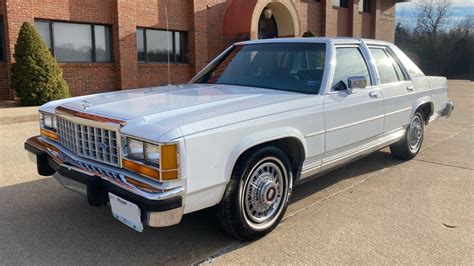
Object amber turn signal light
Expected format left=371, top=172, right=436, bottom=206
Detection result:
left=122, top=159, right=160, bottom=180
left=160, top=144, right=179, bottom=180
left=40, top=129, right=59, bottom=140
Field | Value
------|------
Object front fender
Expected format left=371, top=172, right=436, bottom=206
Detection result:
left=224, top=127, right=307, bottom=182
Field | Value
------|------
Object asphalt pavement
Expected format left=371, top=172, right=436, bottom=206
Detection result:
left=0, top=81, right=472, bottom=265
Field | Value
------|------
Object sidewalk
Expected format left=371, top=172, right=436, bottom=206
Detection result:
left=0, top=104, right=38, bottom=125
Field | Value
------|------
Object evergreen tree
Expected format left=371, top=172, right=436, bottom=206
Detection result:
left=11, top=22, right=70, bottom=106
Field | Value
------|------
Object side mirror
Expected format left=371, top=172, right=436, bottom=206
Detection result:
left=347, top=76, right=367, bottom=94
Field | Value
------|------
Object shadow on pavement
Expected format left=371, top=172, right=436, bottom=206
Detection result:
left=0, top=150, right=402, bottom=264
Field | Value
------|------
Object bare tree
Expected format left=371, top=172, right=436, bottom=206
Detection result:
left=414, top=0, right=452, bottom=38
left=456, top=15, right=474, bottom=36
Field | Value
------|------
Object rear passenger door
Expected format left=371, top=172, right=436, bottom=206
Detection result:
left=368, top=46, right=414, bottom=132
left=322, top=45, right=384, bottom=167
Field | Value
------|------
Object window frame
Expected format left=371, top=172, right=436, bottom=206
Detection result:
left=34, top=19, right=113, bottom=63
left=0, top=16, right=5, bottom=62
left=136, top=27, right=189, bottom=64
left=331, top=44, right=375, bottom=91
left=368, top=45, right=411, bottom=85
left=333, top=0, right=349, bottom=9
left=359, top=0, right=371, bottom=13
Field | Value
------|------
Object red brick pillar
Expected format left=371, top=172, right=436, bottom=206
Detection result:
left=372, top=0, right=395, bottom=42
left=350, top=0, right=362, bottom=38
left=193, top=1, right=209, bottom=74
left=3, top=0, right=34, bottom=100
left=115, top=0, right=139, bottom=89
left=322, top=0, right=336, bottom=37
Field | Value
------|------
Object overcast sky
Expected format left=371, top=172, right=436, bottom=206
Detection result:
left=396, top=0, right=474, bottom=26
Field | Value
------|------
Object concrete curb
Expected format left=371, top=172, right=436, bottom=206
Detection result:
left=0, top=106, right=39, bottom=126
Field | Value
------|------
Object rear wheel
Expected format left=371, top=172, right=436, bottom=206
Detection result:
left=390, top=111, right=424, bottom=160
left=217, top=146, right=292, bottom=240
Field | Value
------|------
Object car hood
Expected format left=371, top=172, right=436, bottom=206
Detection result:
left=45, top=84, right=310, bottom=141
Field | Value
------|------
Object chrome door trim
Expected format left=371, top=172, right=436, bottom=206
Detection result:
left=300, top=127, right=405, bottom=179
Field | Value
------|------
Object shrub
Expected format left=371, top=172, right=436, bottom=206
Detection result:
left=11, top=22, right=70, bottom=106
left=302, top=31, right=316, bottom=37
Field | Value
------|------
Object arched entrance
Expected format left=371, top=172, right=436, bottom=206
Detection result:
left=251, top=0, right=300, bottom=39
left=222, top=0, right=300, bottom=42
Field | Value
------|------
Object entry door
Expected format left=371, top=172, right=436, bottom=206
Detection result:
left=368, top=46, right=415, bottom=132
left=322, top=46, right=384, bottom=167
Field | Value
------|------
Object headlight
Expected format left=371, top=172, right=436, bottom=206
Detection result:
left=127, top=138, right=144, bottom=160
left=40, top=112, right=57, bottom=131
left=144, top=143, right=160, bottom=165
left=124, top=138, right=179, bottom=181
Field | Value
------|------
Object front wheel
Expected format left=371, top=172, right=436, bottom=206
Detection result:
left=390, top=112, right=424, bottom=160
left=217, top=146, right=292, bottom=240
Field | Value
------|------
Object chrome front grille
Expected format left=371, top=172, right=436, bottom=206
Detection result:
left=57, top=116, right=120, bottom=166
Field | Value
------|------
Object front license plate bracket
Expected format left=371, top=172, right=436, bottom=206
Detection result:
left=109, top=193, right=144, bottom=232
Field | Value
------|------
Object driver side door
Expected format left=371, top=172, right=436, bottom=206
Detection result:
left=322, top=45, right=384, bottom=170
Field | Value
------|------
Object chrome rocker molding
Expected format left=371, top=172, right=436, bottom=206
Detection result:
left=300, top=127, right=406, bottom=179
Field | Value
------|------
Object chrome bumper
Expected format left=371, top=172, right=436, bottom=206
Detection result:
left=25, top=136, right=184, bottom=227
left=441, top=101, right=454, bottom=118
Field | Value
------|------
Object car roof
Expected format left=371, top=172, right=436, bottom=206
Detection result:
left=236, top=37, right=393, bottom=46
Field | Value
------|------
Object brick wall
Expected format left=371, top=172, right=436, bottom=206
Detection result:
left=0, top=0, right=397, bottom=101
left=60, top=64, right=116, bottom=96
left=0, top=1, right=10, bottom=100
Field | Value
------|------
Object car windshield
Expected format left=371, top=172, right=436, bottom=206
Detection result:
left=194, top=43, right=326, bottom=94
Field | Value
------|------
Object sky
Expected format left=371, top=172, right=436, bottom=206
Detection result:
left=396, top=0, right=474, bottom=27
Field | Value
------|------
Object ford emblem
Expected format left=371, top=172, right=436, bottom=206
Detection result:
left=98, top=142, right=108, bottom=150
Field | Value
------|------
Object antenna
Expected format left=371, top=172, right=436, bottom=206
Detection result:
left=165, top=2, right=171, bottom=85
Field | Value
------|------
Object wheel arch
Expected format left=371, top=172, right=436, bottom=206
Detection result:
left=412, top=98, right=434, bottom=125
left=225, top=128, right=307, bottom=184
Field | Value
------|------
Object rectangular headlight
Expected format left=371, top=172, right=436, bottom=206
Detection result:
left=124, top=138, right=179, bottom=181
left=40, top=112, right=57, bottom=131
left=127, top=138, right=144, bottom=160
left=144, top=143, right=160, bottom=165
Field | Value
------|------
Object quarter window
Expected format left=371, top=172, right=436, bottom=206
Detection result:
left=370, top=47, right=406, bottom=84
left=332, top=47, right=371, bottom=89
left=0, top=17, right=5, bottom=62
left=136, top=28, right=189, bottom=63
left=34, top=20, right=113, bottom=63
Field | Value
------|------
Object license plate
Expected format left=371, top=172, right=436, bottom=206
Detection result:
left=109, top=193, right=143, bottom=232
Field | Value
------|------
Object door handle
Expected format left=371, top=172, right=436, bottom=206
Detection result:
left=407, top=85, right=414, bottom=91
left=369, top=91, right=378, bottom=98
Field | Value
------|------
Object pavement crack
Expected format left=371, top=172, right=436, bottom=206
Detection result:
left=282, top=167, right=391, bottom=224
left=420, top=125, right=473, bottom=153
left=413, top=158, right=473, bottom=170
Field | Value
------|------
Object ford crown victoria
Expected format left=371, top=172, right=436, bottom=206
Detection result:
left=25, top=38, right=454, bottom=239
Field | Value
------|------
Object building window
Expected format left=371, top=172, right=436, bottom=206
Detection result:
left=0, top=17, right=5, bottom=62
left=359, top=0, right=371, bottom=13
left=34, top=20, right=112, bottom=63
left=136, top=28, right=189, bottom=63
left=332, top=0, right=348, bottom=8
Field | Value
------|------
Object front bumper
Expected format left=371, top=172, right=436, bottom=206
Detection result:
left=25, top=136, right=184, bottom=228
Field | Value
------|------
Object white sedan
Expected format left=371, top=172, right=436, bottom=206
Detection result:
left=25, top=37, right=453, bottom=239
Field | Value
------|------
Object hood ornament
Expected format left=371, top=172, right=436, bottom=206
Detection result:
left=81, top=100, right=90, bottom=111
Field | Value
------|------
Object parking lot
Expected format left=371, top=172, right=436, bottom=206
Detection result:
left=0, top=81, right=472, bottom=265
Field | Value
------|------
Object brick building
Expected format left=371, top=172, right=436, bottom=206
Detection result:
left=0, top=0, right=401, bottom=100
